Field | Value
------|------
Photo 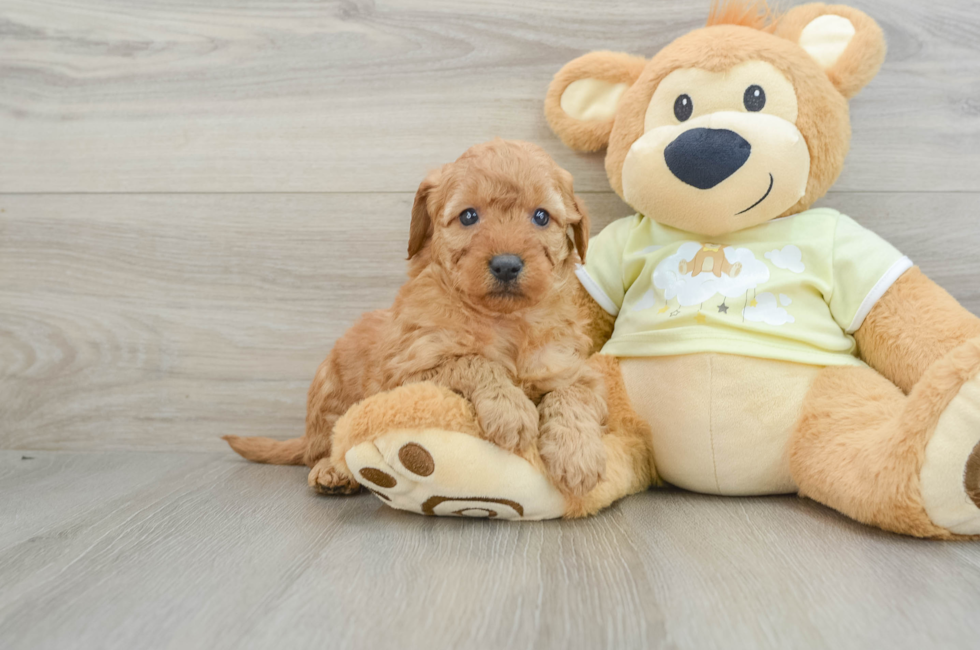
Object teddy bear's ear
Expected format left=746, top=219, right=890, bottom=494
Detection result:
left=545, top=51, right=647, bottom=152
left=774, top=4, right=886, bottom=99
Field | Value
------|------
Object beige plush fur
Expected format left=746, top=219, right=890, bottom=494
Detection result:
left=331, top=382, right=484, bottom=475
left=547, top=3, right=886, bottom=222
left=792, top=338, right=980, bottom=539
left=620, top=354, right=821, bottom=496
left=542, top=0, right=980, bottom=536
left=604, top=24, right=853, bottom=219
left=545, top=52, right=648, bottom=153
left=772, top=3, right=887, bottom=99
left=855, top=266, right=980, bottom=394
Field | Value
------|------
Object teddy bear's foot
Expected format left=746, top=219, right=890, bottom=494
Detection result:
left=920, top=373, right=980, bottom=535
left=344, top=429, right=566, bottom=520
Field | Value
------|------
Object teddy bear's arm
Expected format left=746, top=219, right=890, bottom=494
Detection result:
left=573, top=280, right=616, bottom=354
left=854, top=266, right=980, bottom=393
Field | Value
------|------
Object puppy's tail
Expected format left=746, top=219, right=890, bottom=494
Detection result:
left=222, top=435, right=306, bottom=465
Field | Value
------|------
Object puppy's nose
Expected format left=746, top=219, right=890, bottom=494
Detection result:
left=489, top=255, right=524, bottom=283
left=664, top=128, right=751, bottom=189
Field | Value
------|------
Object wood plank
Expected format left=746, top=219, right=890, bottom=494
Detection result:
left=3, top=191, right=979, bottom=451
left=619, top=491, right=980, bottom=649
left=1, top=450, right=978, bottom=650
left=0, top=450, right=216, bottom=551
left=2, top=0, right=979, bottom=193
left=234, top=500, right=667, bottom=650
left=0, top=451, right=365, bottom=649
left=0, top=191, right=625, bottom=451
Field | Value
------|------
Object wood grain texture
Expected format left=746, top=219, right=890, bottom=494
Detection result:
left=3, top=191, right=979, bottom=451
left=1, top=450, right=978, bottom=650
left=619, top=493, right=980, bottom=649
left=2, top=0, right=979, bottom=193
left=3, top=2, right=980, bottom=648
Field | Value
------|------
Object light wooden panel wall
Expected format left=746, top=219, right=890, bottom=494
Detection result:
left=2, top=0, right=979, bottom=450
left=3, top=0, right=980, bottom=193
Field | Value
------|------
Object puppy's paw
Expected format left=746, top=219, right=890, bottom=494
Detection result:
left=308, top=458, right=361, bottom=495
left=539, top=412, right=606, bottom=497
left=473, top=387, right=539, bottom=452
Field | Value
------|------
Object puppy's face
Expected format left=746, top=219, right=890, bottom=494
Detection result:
left=408, top=141, right=589, bottom=314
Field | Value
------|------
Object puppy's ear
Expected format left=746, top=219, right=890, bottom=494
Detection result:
left=569, top=194, right=590, bottom=262
left=408, top=166, right=444, bottom=260
left=556, top=168, right=590, bottom=261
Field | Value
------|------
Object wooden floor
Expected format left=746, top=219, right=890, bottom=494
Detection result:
left=3, top=1, right=980, bottom=648
left=2, top=450, right=979, bottom=650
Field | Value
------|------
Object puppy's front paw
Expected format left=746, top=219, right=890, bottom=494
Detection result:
left=474, top=387, right=539, bottom=452
left=308, top=458, right=361, bottom=495
left=539, top=412, right=606, bottom=497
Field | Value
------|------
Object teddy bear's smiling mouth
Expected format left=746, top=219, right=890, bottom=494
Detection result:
left=735, top=173, right=774, bottom=215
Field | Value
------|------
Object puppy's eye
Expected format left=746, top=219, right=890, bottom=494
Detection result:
left=743, top=85, right=766, bottom=112
left=458, top=208, right=479, bottom=226
left=532, top=208, right=550, bottom=227
left=673, top=94, right=693, bottom=122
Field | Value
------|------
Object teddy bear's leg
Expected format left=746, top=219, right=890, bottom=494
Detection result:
left=790, top=338, right=980, bottom=539
left=564, top=355, right=659, bottom=518
left=334, top=382, right=569, bottom=520
left=331, top=359, right=655, bottom=519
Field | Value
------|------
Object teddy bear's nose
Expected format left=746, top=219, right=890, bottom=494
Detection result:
left=664, top=128, right=751, bottom=190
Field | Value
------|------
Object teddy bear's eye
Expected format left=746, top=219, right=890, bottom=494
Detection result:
left=743, top=85, right=766, bottom=112
left=673, top=94, right=693, bottom=122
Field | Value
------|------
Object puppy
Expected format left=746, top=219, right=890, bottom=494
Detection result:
left=225, top=139, right=607, bottom=496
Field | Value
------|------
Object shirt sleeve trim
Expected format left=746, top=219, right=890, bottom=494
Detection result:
left=846, top=256, right=913, bottom=334
left=575, top=264, right=620, bottom=316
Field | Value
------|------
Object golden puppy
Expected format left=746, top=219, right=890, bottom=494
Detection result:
left=225, top=139, right=607, bottom=496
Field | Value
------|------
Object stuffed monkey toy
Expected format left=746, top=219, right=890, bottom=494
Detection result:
left=336, top=1, right=980, bottom=538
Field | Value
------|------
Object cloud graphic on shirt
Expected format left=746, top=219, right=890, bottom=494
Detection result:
left=744, top=292, right=795, bottom=325
left=765, top=245, right=805, bottom=273
left=651, top=242, right=770, bottom=308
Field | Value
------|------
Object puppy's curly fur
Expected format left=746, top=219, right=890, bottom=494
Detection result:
left=225, top=139, right=607, bottom=497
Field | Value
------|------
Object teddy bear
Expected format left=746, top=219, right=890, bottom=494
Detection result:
left=334, top=1, right=980, bottom=538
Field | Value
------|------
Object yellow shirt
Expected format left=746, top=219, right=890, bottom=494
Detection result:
left=576, top=208, right=912, bottom=367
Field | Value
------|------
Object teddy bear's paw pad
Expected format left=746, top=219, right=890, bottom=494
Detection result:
left=966, top=443, right=980, bottom=509
left=345, top=428, right=566, bottom=520
left=920, top=373, right=980, bottom=535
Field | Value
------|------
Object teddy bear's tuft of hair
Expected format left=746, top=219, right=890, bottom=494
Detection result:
left=707, top=0, right=781, bottom=32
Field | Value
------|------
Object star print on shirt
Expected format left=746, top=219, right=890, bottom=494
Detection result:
left=718, top=302, right=729, bottom=314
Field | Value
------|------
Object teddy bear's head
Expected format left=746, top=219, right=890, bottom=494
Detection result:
left=545, top=1, right=885, bottom=236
